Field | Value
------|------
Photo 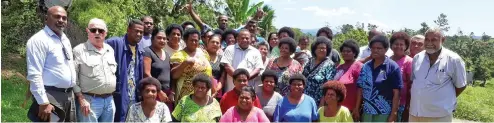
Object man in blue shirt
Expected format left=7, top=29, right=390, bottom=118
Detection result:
left=355, top=35, right=403, bottom=122
left=105, top=19, right=145, bottom=122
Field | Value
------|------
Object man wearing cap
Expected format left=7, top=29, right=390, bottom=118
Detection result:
left=72, top=18, right=116, bottom=122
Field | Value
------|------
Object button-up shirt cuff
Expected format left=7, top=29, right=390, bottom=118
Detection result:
left=33, top=90, right=50, bottom=104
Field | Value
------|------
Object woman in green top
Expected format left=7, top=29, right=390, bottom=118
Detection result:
left=318, top=81, right=353, bottom=122
left=172, top=73, right=222, bottom=122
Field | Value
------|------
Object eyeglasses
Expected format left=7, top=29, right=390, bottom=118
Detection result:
left=61, top=43, right=71, bottom=60
left=89, top=28, right=105, bottom=33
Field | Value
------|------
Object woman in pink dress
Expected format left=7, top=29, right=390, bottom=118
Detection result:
left=220, top=86, right=270, bottom=122
left=389, top=32, right=413, bottom=122
left=332, top=39, right=363, bottom=122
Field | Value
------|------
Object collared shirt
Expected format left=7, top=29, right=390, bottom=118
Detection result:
left=138, top=35, right=152, bottom=48
left=410, top=48, right=467, bottom=117
left=73, top=41, right=117, bottom=94
left=26, top=25, right=76, bottom=104
left=357, top=45, right=394, bottom=60
left=105, top=34, right=145, bottom=122
left=220, top=44, right=264, bottom=92
left=356, top=57, right=403, bottom=115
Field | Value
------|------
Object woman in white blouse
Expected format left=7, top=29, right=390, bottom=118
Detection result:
left=126, top=77, right=172, bottom=122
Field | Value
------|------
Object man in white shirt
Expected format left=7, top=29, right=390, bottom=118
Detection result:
left=26, top=6, right=76, bottom=122
left=409, top=27, right=467, bottom=122
left=357, top=29, right=393, bottom=62
left=221, top=29, right=264, bottom=92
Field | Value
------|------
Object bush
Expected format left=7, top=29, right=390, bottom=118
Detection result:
left=454, top=81, right=494, bottom=122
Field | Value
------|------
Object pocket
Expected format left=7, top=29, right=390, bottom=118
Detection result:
left=84, top=61, right=101, bottom=77
left=107, top=60, right=117, bottom=74
left=375, top=70, right=387, bottom=83
left=431, top=71, right=448, bottom=85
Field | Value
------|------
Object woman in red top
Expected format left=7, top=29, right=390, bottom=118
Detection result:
left=332, top=39, right=362, bottom=121
left=220, top=68, right=262, bottom=114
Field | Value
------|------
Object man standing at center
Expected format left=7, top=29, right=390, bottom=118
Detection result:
left=105, top=19, right=145, bottom=122
left=73, top=18, right=116, bottom=122
left=221, top=29, right=264, bottom=92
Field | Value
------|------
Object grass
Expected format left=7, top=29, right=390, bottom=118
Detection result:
left=453, top=80, right=494, bottom=122
left=1, top=77, right=31, bottom=122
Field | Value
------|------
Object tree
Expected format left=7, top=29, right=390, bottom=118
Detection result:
left=434, top=13, right=450, bottom=32
left=400, top=28, right=417, bottom=36
left=292, top=28, right=305, bottom=40
left=481, top=32, right=491, bottom=42
left=418, top=22, right=429, bottom=34
left=259, top=5, right=276, bottom=37
left=367, top=23, right=378, bottom=31
left=224, top=0, right=264, bottom=28
left=339, top=24, right=354, bottom=34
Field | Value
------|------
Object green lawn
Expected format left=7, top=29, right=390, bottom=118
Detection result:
left=453, top=80, right=494, bottom=122
left=1, top=77, right=31, bottom=122
left=1, top=74, right=493, bottom=122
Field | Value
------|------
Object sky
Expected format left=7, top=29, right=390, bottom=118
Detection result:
left=250, top=0, right=494, bottom=36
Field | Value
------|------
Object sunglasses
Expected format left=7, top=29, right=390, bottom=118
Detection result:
left=89, top=28, right=105, bottom=33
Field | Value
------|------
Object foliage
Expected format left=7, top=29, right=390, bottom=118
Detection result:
left=454, top=80, right=494, bottom=122
left=333, top=27, right=368, bottom=49
left=434, top=13, right=450, bottom=32
left=1, top=0, right=43, bottom=54
left=259, top=5, right=276, bottom=38
left=367, top=23, right=378, bottom=31
left=224, top=0, right=264, bottom=28
left=418, top=22, right=430, bottom=35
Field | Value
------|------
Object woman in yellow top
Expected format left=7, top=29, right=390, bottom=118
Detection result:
left=171, top=28, right=212, bottom=104
left=318, top=81, right=353, bottom=122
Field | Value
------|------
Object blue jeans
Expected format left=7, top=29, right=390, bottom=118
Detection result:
left=76, top=94, right=115, bottom=122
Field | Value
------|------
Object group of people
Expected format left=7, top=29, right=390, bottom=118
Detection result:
left=26, top=5, right=467, bottom=122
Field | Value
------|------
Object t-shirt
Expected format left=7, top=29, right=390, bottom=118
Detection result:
left=393, top=56, right=412, bottom=106
left=334, top=61, right=363, bottom=111
left=356, top=57, right=403, bottom=115
left=257, top=91, right=283, bottom=121
left=172, top=95, right=222, bottom=122
left=219, top=107, right=270, bottom=122
left=318, top=106, right=353, bottom=122
left=139, top=35, right=152, bottom=48
left=143, top=47, right=171, bottom=90
left=220, top=89, right=262, bottom=114
left=273, top=94, right=319, bottom=122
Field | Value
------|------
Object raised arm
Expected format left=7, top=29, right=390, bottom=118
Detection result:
left=185, top=1, right=208, bottom=32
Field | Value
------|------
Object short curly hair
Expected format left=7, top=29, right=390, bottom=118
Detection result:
left=165, top=24, right=183, bottom=37
left=222, top=29, right=237, bottom=41
left=316, top=27, right=334, bottom=40
left=139, top=77, right=162, bottom=93
left=233, top=68, right=250, bottom=80
left=192, top=73, right=212, bottom=89
left=390, top=32, right=411, bottom=51
left=261, top=70, right=278, bottom=84
left=310, top=36, right=332, bottom=57
left=183, top=28, right=201, bottom=41
left=369, top=35, right=389, bottom=49
left=289, top=73, right=307, bottom=86
left=278, top=27, right=295, bottom=39
left=278, top=37, right=297, bottom=53
left=181, top=21, right=195, bottom=29
left=339, top=39, right=360, bottom=58
left=321, top=81, right=347, bottom=103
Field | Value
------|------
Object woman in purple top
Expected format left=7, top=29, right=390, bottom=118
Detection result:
left=389, top=32, right=413, bottom=122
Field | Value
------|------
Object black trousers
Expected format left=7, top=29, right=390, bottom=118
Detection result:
left=27, top=87, right=75, bottom=122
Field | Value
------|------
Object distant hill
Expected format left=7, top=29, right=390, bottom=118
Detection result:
left=301, top=28, right=340, bottom=36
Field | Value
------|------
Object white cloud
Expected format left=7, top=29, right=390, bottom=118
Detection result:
left=302, top=6, right=356, bottom=17
left=363, top=13, right=372, bottom=17
left=283, top=7, right=296, bottom=11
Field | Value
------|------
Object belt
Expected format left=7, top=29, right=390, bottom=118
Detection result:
left=83, top=92, right=113, bottom=98
left=44, top=86, right=73, bottom=93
